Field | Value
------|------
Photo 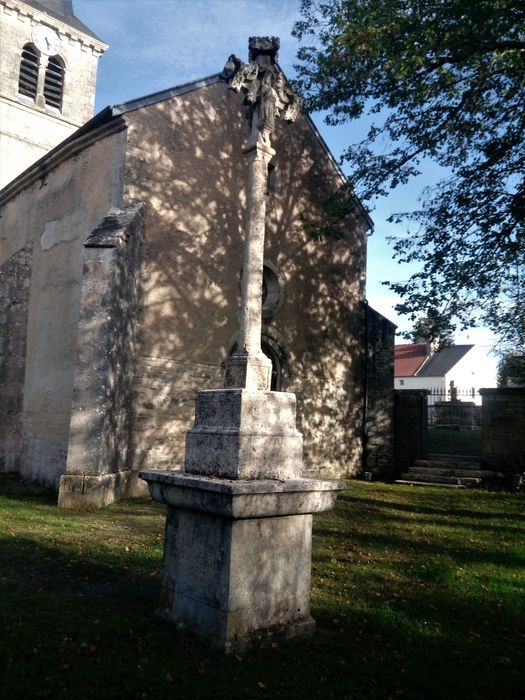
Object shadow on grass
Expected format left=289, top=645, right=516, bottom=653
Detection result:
left=338, top=492, right=525, bottom=522
left=1, top=477, right=524, bottom=699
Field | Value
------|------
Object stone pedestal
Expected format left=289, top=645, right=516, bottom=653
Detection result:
left=139, top=470, right=344, bottom=652
left=139, top=36, right=343, bottom=653
left=184, top=389, right=303, bottom=480
left=140, top=385, right=344, bottom=652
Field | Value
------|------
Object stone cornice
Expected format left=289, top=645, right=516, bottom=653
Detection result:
left=0, top=108, right=125, bottom=205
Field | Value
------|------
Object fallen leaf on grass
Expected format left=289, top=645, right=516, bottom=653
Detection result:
left=494, top=657, right=512, bottom=666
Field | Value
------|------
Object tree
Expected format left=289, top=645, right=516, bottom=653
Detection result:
left=411, top=309, right=454, bottom=350
left=293, top=0, right=525, bottom=348
left=497, top=352, right=525, bottom=386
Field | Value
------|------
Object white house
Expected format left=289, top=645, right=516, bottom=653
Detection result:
left=395, top=344, right=497, bottom=405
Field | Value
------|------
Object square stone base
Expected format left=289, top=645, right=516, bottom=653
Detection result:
left=184, top=389, right=303, bottom=480
left=140, top=471, right=344, bottom=652
left=160, top=507, right=315, bottom=652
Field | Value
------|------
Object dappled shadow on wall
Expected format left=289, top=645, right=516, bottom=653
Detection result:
left=120, top=82, right=367, bottom=475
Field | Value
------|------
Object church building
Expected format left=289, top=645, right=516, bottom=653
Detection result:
left=0, top=1, right=394, bottom=507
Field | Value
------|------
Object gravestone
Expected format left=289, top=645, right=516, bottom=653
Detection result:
left=140, top=37, right=344, bottom=652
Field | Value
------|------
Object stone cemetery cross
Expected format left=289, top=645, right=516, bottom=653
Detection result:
left=223, top=36, right=301, bottom=391
left=139, top=37, right=343, bottom=653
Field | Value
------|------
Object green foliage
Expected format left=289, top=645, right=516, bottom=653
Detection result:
left=410, top=308, right=454, bottom=349
left=300, top=183, right=360, bottom=241
left=293, top=0, right=525, bottom=346
left=1, top=476, right=524, bottom=699
left=497, top=352, right=525, bottom=386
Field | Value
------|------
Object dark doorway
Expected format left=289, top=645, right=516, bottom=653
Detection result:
left=262, top=340, right=283, bottom=391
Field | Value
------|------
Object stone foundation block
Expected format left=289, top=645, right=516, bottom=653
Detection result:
left=58, top=470, right=149, bottom=509
left=139, top=470, right=344, bottom=652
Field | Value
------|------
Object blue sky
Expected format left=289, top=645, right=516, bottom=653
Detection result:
left=74, top=0, right=499, bottom=367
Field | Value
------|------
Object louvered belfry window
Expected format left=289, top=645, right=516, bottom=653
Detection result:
left=44, top=56, right=64, bottom=110
left=18, top=44, right=39, bottom=100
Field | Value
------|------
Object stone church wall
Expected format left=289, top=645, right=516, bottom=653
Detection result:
left=0, top=242, right=32, bottom=472
left=0, top=128, right=128, bottom=487
left=122, top=81, right=368, bottom=479
left=363, top=305, right=396, bottom=479
left=0, top=78, right=373, bottom=500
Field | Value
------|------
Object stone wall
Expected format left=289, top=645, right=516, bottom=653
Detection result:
left=364, top=305, right=396, bottom=479
left=0, top=127, right=128, bottom=488
left=0, top=242, right=32, bottom=472
left=394, top=390, right=427, bottom=476
left=58, top=203, right=147, bottom=508
left=480, top=388, right=525, bottom=484
left=123, top=81, right=369, bottom=481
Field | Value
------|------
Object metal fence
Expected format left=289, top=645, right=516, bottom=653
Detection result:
left=425, top=386, right=482, bottom=456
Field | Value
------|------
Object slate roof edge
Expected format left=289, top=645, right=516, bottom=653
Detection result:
left=111, top=74, right=223, bottom=115
left=6, top=0, right=107, bottom=47
left=415, top=344, right=475, bottom=377
left=0, top=71, right=372, bottom=231
left=0, top=107, right=124, bottom=205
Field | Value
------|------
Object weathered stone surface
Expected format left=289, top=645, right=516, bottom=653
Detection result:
left=0, top=243, right=32, bottom=473
left=140, top=470, right=344, bottom=652
left=221, top=37, right=301, bottom=392
left=184, top=389, right=303, bottom=480
left=364, top=306, right=396, bottom=479
left=480, top=388, right=525, bottom=483
left=140, top=470, right=344, bottom=518
left=59, top=202, right=145, bottom=507
left=58, top=470, right=148, bottom=509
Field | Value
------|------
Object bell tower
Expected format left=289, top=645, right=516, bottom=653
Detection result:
left=0, top=0, right=107, bottom=187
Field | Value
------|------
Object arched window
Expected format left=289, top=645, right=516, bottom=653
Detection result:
left=18, top=44, right=39, bottom=100
left=44, top=55, right=64, bottom=110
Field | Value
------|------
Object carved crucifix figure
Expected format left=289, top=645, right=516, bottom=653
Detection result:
left=222, top=37, right=302, bottom=391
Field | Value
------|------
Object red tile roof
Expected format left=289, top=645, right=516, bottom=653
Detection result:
left=394, top=343, right=428, bottom=377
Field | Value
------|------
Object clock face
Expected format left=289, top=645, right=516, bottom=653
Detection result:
left=32, top=25, right=61, bottom=56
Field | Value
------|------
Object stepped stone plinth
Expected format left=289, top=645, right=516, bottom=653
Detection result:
left=140, top=385, right=344, bottom=651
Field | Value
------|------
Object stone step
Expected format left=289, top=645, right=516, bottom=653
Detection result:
left=395, top=479, right=465, bottom=489
left=407, top=467, right=498, bottom=479
left=415, top=458, right=482, bottom=471
left=400, top=473, right=482, bottom=486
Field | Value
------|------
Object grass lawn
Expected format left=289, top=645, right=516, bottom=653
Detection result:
left=0, top=476, right=523, bottom=700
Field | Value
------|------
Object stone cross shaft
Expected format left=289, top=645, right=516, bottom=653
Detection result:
left=222, top=37, right=301, bottom=391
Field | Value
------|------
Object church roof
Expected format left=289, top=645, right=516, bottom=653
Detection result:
left=22, top=0, right=102, bottom=42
